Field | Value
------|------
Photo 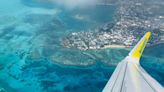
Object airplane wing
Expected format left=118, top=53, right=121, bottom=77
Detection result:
left=103, top=32, right=164, bottom=92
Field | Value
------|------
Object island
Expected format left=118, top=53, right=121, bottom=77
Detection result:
left=61, top=0, right=164, bottom=50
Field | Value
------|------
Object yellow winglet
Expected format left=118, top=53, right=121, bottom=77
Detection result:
left=129, top=32, right=151, bottom=59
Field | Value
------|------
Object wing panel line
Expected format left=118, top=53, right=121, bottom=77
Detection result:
left=120, top=62, right=128, bottom=92
left=111, top=62, right=125, bottom=92
left=132, top=63, right=156, bottom=92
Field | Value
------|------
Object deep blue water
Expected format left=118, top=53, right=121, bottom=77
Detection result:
left=0, top=0, right=163, bottom=92
left=21, top=0, right=115, bottom=31
left=140, top=44, right=164, bottom=86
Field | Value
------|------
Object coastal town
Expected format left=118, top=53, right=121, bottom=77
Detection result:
left=62, top=0, right=164, bottom=50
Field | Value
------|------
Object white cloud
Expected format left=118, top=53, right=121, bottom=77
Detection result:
left=48, top=0, right=98, bottom=9
left=30, top=8, right=61, bottom=15
left=74, top=14, right=86, bottom=20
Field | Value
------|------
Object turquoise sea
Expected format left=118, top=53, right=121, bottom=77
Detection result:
left=0, top=0, right=163, bottom=92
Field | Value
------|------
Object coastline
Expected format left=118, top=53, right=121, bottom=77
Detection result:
left=102, top=45, right=131, bottom=49
left=102, top=42, right=164, bottom=49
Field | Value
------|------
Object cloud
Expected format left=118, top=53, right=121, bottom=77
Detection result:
left=30, top=8, right=61, bottom=15
left=74, top=14, right=86, bottom=20
left=48, top=0, right=98, bottom=9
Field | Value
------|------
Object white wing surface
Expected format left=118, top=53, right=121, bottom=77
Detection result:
left=103, top=32, right=164, bottom=92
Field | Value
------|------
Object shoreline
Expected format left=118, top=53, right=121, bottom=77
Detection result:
left=102, top=45, right=132, bottom=49
left=102, top=42, right=164, bottom=49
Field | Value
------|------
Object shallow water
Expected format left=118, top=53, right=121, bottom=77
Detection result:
left=0, top=0, right=163, bottom=92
